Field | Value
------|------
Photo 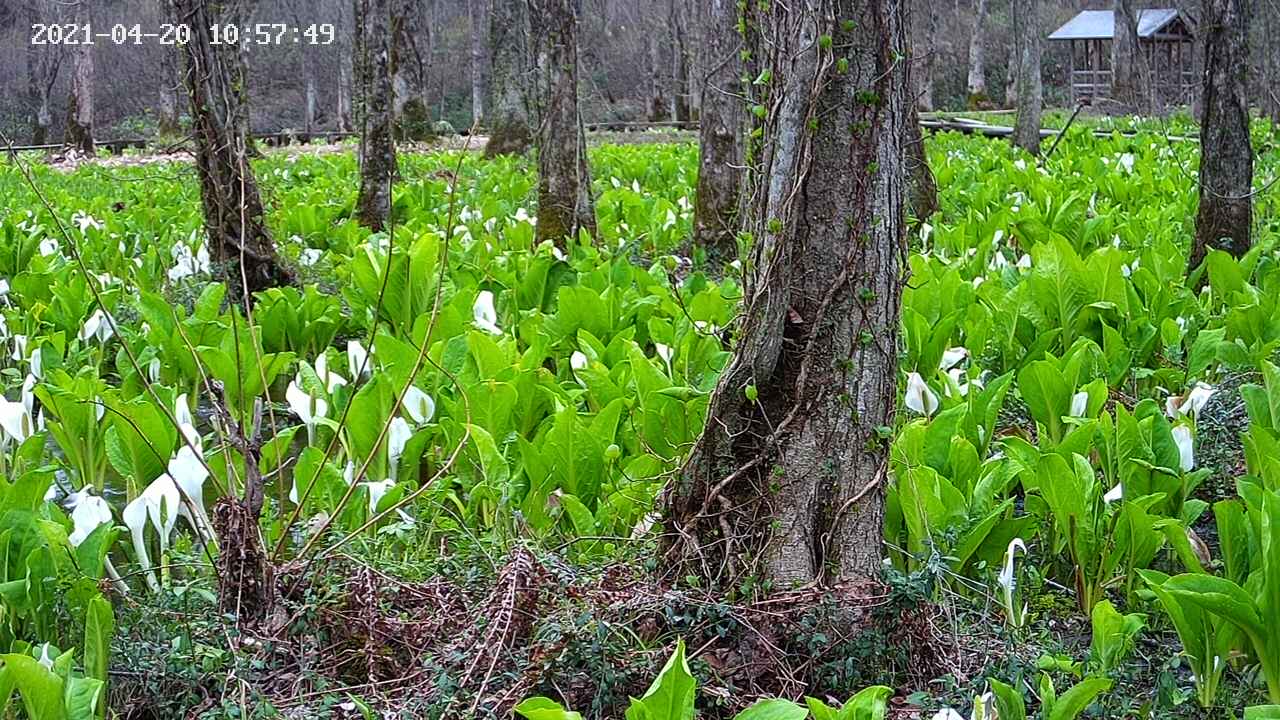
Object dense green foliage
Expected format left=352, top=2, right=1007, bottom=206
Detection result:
left=2, top=124, right=1280, bottom=716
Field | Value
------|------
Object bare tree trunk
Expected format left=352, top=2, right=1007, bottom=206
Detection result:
left=170, top=0, right=292, bottom=300
left=64, top=0, right=94, bottom=155
left=1263, top=0, right=1280, bottom=124
left=907, top=105, right=938, bottom=219
left=304, top=76, right=318, bottom=138
left=967, top=0, right=989, bottom=107
left=1012, top=0, right=1042, bottom=155
left=484, top=0, right=532, bottom=156
left=914, top=0, right=937, bottom=111
left=648, top=33, right=668, bottom=121
left=355, top=0, right=397, bottom=229
left=662, top=0, right=908, bottom=589
left=1005, top=40, right=1017, bottom=107
left=1191, top=0, right=1252, bottom=269
left=1111, top=0, right=1142, bottom=109
left=25, top=3, right=61, bottom=146
left=691, top=0, right=742, bottom=255
left=337, top=60, right=355, bottom=133
left=531, top=0, right=597, bottom=246
left=158, top=45, right=182, bottom=137
left=470, top=0, right=487, bottom=125
left=670, top=0, right=692, bottom=122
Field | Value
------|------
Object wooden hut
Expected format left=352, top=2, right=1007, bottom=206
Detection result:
left=1048, top=9, right=1196, bottom=105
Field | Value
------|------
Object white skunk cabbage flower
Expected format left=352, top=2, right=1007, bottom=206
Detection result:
left=123, top=474, right=181, bottom=592
left=1103, top=483, right=1124, bottom=504
left=1015, top=253, right=1032, bottom=270
left=0, top=377, right=42, bottom=445
left=1069, top=390, right=1090, bottom=418
left=904, top=372, right=939, bottom=417
left=167, top=240, right=211, bottom=281
left=931, top=710, right=964, bottom=720
left=939, top=347, right=969, bottom=371
left=570, top=351, right=589, bottom=371
left=72, top=211, right=103, bottom=233
left=36, top=643, right=55, bottom=670
left=998, top=538, right=1029, bottom=628
left=402, top=385, right=435, bottom=426
left=1172, top=424, right=1195, bottom=472
left=365, top=479, right=395, bottom=516
left=315, top=353, right=348, bottom=393
left=472, top=290, right=502, bottom=335
left=78, top=308, right=115, bottom=344
left=286, top=380, right=328, bottom=428
left=347, top=340, right=371, bottom=379
left=66, top=488, right=113, bottom=547
left=386, top=417, right=412, bottom=481
left=168, top=427, right=212, bottom=542
left=1166, top=382, right=1216, bottom=420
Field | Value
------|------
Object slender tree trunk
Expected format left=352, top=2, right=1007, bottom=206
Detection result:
left=1191, top=0, right=1252, bottom=268
left=470, top=0, right=487, bottom=125
left=648, top=34, right=668, bottom=122
left=907, top=105, right=938, bottom=219
left=64, top=0, right=95, bottom=155
left=670, top=1, right=692, bottom=123
left=304, top=76, right=318, bottom=138
left=691, top=0, right=742, bottom=255
left=662, top=0, right=908, bottom=589
left=354, top=0, right=397, bottom=230
left=1112, top=0, right=1142, bottom=108
left=337, top=60, right=355, bottom=133
left=1005, top=41, right=1017, bottom=107
left=1012, top=0, right=1042, bottom=155
left=170, top=0, right=292, bottom=299
left=967, top=0, right=989, bottom=107
left=531, top=0, right=597, bottom=246
left=484, top=0, right=532, bottom=156
left=1263, top=0, right=1280, bottom=124
left=158, top=45, right=182, bottom=137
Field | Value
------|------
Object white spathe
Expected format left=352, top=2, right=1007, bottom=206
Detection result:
left=315, top=353, right=348, bottom=394
left=1166, top=381, right=1216, bottom=420
left=365, top=479, right=395, bottom=516
left=940, top=347, right=969, bottom=371
left=1172, top=424, right=1195, bottom=472
left=67, top=488, right=113, bottom=547
left=79, top=308, right=115, bottom=344
left=387, top=417, right=412, bottom=481
left=123, top=473, right=182, bottom=592
left=1069, top=390, right=1089, bottom=417
left=286, top=380, right=328, bottom=427
left=473, top=290, right=502, bottom=335
left=348, top=339, right=371, bottom=379
left=1103, top=483, right=1124, bottom=504
left=904, top=372, right=939, bottom=417
left=997, top=538, right=1028, bottom=628
left=402, top=385, right=436, bottom=425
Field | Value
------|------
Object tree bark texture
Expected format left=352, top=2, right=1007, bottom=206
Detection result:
left=338, top=59, right=355, bottom=133
left=25, top=2, right=60, bottom=147
left=1012, top=0, right=1043, bottom=155
left=907, top=104, right=938, bottom=219
left=691, top=0, right=743, bottom=255
left=1111, top=0, right=1143, bottom=109
left=531, top=0, right=597, bottom=246
left=966, top=0, right=989, bottom=106
left=171, top=0, right=293, bottom=299
left=64, top=0, right=95, bottom=155
left=470, top=0, right=488, bottom=125
left=1263, top=0, right=1280, bottom=124
left=354, top=0, right=397, bottom=230
left=913, top=0, right=937, bottom=111
left=158, top=44, right=182, bottom=137
left=662, top=0, right=908, bottom=589
left=648, top=33, right=669, bottom=122
left=1191, top=0, right=1252, bottom=268
left=670, top=0, right=693, bottom=122
left=484, top=0, right=533, bottom=156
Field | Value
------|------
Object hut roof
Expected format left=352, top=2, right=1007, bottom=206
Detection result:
left=1047, top=9, right=1191, bottom=41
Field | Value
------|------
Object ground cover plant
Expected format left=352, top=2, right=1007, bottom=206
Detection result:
left=3, top=119, right=1280, bottom=718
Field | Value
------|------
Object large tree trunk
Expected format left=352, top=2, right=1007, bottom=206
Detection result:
left=966, top=0, right=989, bottom=107
left=914, top=0, right=937, bottom=111
left=64, top=0, right=94, bottom=155
left=171, top=0, right=293, bottom=299
left=648, top=34, right=669, bottom=122
left=1191, top=0, right=1252, bottom=269
left=691, top=0, right=742, bottom=255
left=470, top=0, right=488, bottom=125
left=670, top=0, right=693, bottom=123
left=158, top=45, right=182, bottom=137
left=531, top=0, right=597, bottom=246
left=483, top=0, right=532, bottom=156
left=1111, top=0, right=1142, bottom=109
left=354, top=0, right=397, bottom=230
left=1012, top=0, right=1043, bottom=155
left=25, top=3, right=60, bottom=146
left=662, top=0, right=908, bottom=589
left=1263, top=0, right=1280, bottom=124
